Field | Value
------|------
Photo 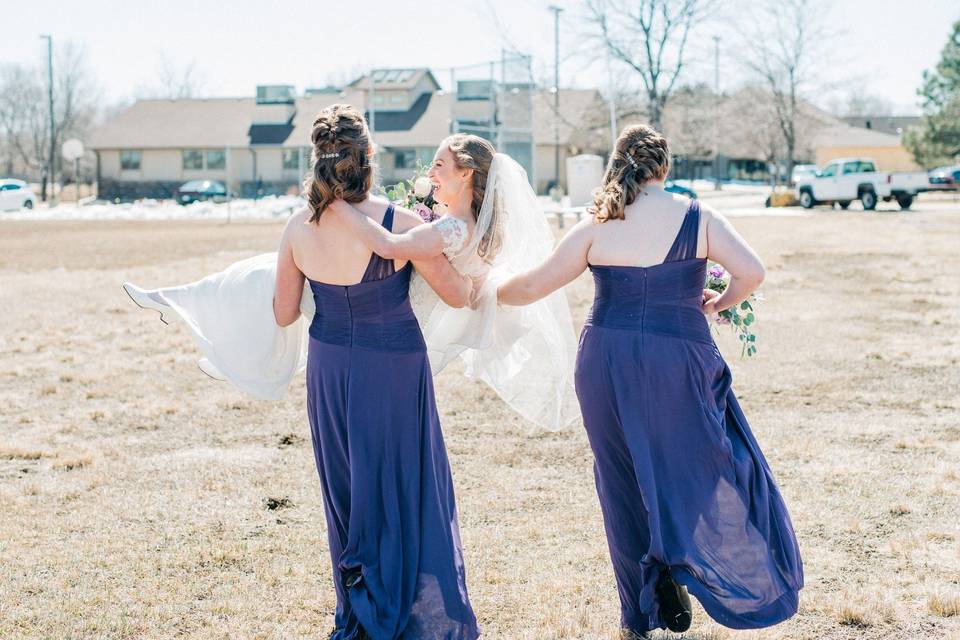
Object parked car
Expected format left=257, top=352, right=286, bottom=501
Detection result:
left=928, top=165, right=960, bottom=188
left=791, top=164, right=818, bottom=185
left=665, top=180, right=698, bottom=199
left=174, top=180, right=228, bottom=205
left=0, top=179, right=37, bottom=211
left=795, top=158, right=930, bottom=210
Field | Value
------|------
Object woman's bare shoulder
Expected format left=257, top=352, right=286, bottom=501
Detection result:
left=282, top=207, right=313, bottom=239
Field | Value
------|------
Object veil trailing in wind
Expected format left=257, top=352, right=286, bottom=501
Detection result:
left=411, top=153, right=580, bottom=431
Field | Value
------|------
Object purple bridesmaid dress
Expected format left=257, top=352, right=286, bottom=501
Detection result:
left=304, top=204, right=479, bottom=639
left=575, top=200, right=803, bottom=633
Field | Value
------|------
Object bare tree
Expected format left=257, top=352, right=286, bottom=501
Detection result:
left=840, top=92, right=895, bottom=118
left=581, top=0, right=713, bottom=130
left=0, top=41, right=99, bottom=194
left=737, top=0, right=829, bottom=183
left=137, top=52, right=206, bottom=99
left=0, top=65, right=48, bottom=178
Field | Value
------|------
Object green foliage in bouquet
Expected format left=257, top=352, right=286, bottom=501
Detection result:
left=706, top=263, right=759, bottom=358
left=382, top=161, right=433, bottom=210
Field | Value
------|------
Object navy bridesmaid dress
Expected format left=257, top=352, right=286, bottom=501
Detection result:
left=575, top=200, right=803, bottom=633
left=304, top=204, right=479, bottom=640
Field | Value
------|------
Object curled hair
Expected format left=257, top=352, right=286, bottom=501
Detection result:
left=589, top=124, right=670, bottom=223
left=443, top=134, right=502, bottom=261
left=304, top=104, right=374, bottom=223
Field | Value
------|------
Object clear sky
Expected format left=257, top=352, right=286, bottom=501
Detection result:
left=1, top=0, right=956, bottom=115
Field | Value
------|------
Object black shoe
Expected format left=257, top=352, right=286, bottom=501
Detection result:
left=620, top=628, right=650, bottom=639
left=341, top=566, right=363, bottom=590
left=656, top=570, right=693, bottom=632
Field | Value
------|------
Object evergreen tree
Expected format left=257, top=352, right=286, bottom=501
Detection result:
left=906, top=20, right=960, bottom=167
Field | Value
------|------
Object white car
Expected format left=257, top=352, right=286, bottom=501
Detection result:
left=795, top=158, right=930, bottom=210
left=0, top=179, right=37, bottom=211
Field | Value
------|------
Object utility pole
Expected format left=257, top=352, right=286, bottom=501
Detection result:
left=40, top=34, right=55, bottom=203
left=712, top=35, right=721, bottom=191
left=549, top=5, right=562, bottom=193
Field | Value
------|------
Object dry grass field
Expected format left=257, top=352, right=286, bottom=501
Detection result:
left=2, top=201, right=959, bottom=639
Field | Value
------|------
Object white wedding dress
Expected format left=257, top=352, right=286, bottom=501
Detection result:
left=127, top=154, right=579, bottom=430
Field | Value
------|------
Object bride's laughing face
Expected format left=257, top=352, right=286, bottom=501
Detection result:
left=427, top=146, right=471, bottom=206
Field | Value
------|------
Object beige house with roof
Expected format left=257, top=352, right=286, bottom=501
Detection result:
left=812, top=123, right=921, bottom=172
left=89, top=68, right=608, bottom=200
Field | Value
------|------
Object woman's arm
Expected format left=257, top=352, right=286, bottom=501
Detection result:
left=498, top=217, right=593, bottom=306
left=328, top=199, right=446, bottom=260
left=390, top=207, right=473, bottom=308
left=701, top=206, right=765, bottom=315
left=273, top=213, right=307, bottom=327
left=412, top=255, right=473, bottom=308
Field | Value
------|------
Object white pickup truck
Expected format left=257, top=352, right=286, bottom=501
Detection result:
left=796, top=158, right=930, bottom=210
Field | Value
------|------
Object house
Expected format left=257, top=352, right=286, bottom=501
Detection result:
left=840, top=115, right=921, bottom=137
left=813, top=123, right=921, bottom=171
left=88, top=67, right=608, bottom=200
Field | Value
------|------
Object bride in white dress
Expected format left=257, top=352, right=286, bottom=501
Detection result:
left=123, top=133, right=578, bottom=430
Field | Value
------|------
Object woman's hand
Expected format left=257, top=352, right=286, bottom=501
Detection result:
left=467, top=273, right=487, bottom=310
left=701, top=288, right=720, bottom=315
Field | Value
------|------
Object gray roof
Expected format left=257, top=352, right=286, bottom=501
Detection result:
left=841, top=115, right=921, bottom=136
left=348, top=68, right=440, bottom=91
left=90, top=92, right=368, bottom=150
left=88, top=98, right=258, bottom=149
left=812, top=123, right=905, bottom=148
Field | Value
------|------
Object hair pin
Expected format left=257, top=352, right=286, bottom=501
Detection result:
left=318, top=152, right=339, bottom=159
left=625, top=155, right=639, bottom=170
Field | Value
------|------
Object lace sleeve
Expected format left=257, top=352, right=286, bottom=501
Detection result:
left=432, top=216, right=469, bottom=257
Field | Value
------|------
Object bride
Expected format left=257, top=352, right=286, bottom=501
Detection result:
left=123, top=132, right=579, bottom=430
left=328, top=134, right=579, bottom=429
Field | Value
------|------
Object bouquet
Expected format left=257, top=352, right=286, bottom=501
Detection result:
left=705, top=263, right=760, bottom=357
left=384, top=163, right=443, bottom=223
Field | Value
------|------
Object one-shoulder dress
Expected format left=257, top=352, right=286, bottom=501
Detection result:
left=575, top=200, right=803, bottom=633
left=304, top=205, right=479, bottom=639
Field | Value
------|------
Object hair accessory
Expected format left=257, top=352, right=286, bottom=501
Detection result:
left=625, top=154, right=639, bottom=170
left=318, top=152, right=338, bottom=159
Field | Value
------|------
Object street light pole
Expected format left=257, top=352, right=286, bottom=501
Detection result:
left=40, top=34, right=55, bottom=203
left=549, top=5, right=563, bottom=192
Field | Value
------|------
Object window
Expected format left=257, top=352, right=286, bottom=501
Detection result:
left=859, top=161, right=876, bottom=173
left=1, top=183, right=20, bottom=191
left=206, top=149, right=226, bottom=170
left=182, top=150, right=203, bottom=170
left=390, top=94, right=404, bottom=105
left=282, top=148, right=300, bottom=170
left=820, top=164, right=837, bottom=178
left=121, top=150, right=141, bottom=170
left=842, top=162, right=859, bottom=175
left=374, top=95, right=385, bottom=105
left=394, top=149, right=417, bottom=169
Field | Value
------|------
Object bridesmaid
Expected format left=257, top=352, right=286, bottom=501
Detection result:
left=497, top=125, right=803, bottom=638
left=273, top=104, right=480, bottom=640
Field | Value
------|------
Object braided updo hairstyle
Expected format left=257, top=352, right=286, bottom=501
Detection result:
left=443, top=134, right=503, bottom=262
left=304, top=104, right=374, bottom=223
left=589, top=124, right=670, bottom=223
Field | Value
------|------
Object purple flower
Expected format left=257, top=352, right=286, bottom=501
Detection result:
left=708, top=265, right=726, bottom=279
left=413, top=202, right=439, bottom=223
